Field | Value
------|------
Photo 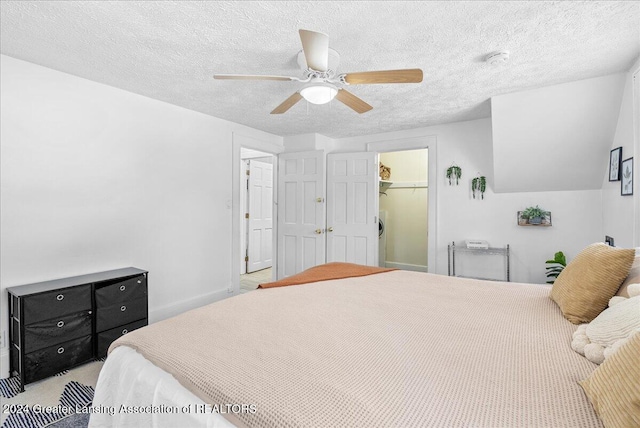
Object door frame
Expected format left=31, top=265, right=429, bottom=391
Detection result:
left=232, top=133, right=284, bottom=294
left=367, top=136, right=438, bottom=273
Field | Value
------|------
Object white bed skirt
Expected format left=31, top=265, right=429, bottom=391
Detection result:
left=89, top=346, right=235, bottom=428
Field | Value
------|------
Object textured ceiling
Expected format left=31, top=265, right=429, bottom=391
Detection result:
left=1, top=1, right=639, bottom=138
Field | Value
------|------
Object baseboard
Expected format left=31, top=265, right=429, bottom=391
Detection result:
left=384, top=261, right=429, bottom=272
left=149, top=288, right=233, bottom=323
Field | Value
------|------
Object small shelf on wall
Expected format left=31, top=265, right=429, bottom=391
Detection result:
left=517, top=211, right=552, bottom=227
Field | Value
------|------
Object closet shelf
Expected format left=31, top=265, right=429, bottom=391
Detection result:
left=379, top=180, right=428, bottom=190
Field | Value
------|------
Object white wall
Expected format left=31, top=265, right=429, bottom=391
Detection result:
left=492, top=74, right=626, bottom=193
left=0, top=55, right=282, bottom=376
left=601, top=58, right=640, bottom=248
left=602, top=66, right=637, bottom=248
left=334, top=118, right=603, bottom=284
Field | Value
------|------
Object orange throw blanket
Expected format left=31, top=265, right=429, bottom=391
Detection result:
left=259, top=262, right=396, bottom=289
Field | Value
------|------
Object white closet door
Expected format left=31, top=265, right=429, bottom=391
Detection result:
left=247, top=160, right=273, bottom=273
left=326, top=152, right=378, bottom=266
left=277, top=151, right=326, bottom=279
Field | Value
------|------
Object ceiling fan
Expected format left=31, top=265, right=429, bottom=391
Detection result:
left=213, top=29, right=423, bottom=115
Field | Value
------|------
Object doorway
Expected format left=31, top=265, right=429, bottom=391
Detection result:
left=240, top=148, right=274, bottom=292
left=377, top=148, right=429, bottom=271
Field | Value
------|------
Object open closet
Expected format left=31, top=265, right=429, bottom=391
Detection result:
left=378, top=149, right=429, bottom=271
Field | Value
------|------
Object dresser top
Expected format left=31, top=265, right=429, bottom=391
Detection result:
left=6, top=267, right=147, bottom=296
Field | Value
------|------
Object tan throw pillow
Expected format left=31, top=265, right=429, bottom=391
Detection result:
left=550, top=243, right=635, bottom=324
left=580, top=330, right=640, bottom=428
left=616, top=256, right=640, bottom=297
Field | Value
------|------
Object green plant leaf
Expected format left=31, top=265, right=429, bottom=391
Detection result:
left=553, top=251, right=566, bottom=265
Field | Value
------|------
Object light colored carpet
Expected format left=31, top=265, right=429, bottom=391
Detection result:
left=239, top=267, right=272, bottom=293
left=1, top=361, right=103, bottom=426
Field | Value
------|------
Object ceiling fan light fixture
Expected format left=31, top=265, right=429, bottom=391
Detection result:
left=300, top=83, right=338, bottom=105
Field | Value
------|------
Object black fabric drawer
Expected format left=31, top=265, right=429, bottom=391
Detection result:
left=24, top=285, right=91, bottom=325
left=24, top=335, right=92, bottom=384
left=96, top=319, right=148, bottom=358
left=96, top=297, right=147, bottom=332
left=24, top=311, right=92, bottom=353
left=95, top=275, right=147, bottom=308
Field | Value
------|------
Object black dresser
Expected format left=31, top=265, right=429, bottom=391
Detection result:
left=7, top=267, right=148, bottom=391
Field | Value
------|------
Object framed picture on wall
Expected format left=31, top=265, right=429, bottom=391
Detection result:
left=609, top=147, right=622, bottom=181
left=621, top=157, right=633, bottom=196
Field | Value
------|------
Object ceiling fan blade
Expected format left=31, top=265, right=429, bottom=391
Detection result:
left=335, top=89, right=373, bottom=114
left=270, top=92, right=303, bottom=114
left=299, top=29, right=329, bottom=72
left=343, top=69, right=423, bottom=84
left=213, top=74, right=297, bottom=81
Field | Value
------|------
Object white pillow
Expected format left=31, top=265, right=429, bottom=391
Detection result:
left=586, top=295, right=640, bottom=346
left=572, top=294, right=640, bottom=364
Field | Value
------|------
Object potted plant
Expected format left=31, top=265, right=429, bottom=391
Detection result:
left=521, top=205, right=549, bottom=224
left=545, top=251, right=566, bottom=284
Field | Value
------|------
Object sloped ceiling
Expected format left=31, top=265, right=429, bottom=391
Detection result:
left=491, top=74, right=627, bottom=193
left=1, top=1, right=639, bottom=138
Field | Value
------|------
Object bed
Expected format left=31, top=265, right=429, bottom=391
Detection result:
left=88, top=260, right=628, bottom=428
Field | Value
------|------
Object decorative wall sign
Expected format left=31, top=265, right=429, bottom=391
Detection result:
left=621, top=157, right=633, bottom=196
left=609, top=147, right=622, bottom=181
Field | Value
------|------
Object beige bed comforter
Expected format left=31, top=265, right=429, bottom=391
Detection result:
left=110, top=270, right=601, bottom=427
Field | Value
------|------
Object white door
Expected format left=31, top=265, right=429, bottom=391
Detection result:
left=277, top=150, right=326, bottom=279
left=326, top=152, right=378, bottom=265
left=247, top=160, right=273, bottom=273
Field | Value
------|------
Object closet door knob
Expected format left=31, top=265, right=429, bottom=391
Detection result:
left=315, top=229, right=322, bottom=234
left=328, top=227, right=334, bottom=232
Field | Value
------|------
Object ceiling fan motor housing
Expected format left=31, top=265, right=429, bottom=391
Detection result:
left=297, top=48, right=341, bottom=77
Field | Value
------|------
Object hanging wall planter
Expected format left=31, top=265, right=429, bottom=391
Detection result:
left=518, top=205, right=552, bottom=226
left=446, top=164, right=462, bottom=185
left=471, top=175, right=486, bottom=199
